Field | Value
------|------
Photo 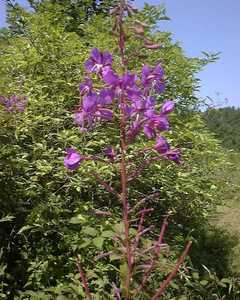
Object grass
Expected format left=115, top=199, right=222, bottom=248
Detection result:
left=216, top=202, right=240, bottom=272
left=213, top=152, right=240, bottom=273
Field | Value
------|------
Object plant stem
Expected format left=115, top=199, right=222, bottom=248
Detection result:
left=149, top=241, right=192, bottom=300
left=117, top=2, right=132, bottom=299
left=76, top=256, right=92, bottom=300
left=134, top=217, right=168, bottom=296
left=120, top=94, right=132, bottom=300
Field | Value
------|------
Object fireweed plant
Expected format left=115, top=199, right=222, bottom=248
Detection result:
left=64, top=1, right=191, bottom=299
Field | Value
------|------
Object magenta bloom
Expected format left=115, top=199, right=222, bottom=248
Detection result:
left=102, top=70, right=141, bottom=101
left=143, top=115, right=169, bottom=139
left=142, top=64, right=165, bottom=94
left=104, top=147, right=116, bottom=162
left=102, top=66, right=119, bottom=85
left=132, top=96, right=156, bottom=115
left=79, top=78, right=93, bottom=96
left=64, top=148, right=84, bottom=170
left=154, top=136, right=170, bottom=154
left=95, top=108, right=113, bottom=121
left=99, top=89, right=115, bottom=105
left=119, top=73, right=141, bottom=101
left=75, top=88, right=114, bottom=131
left=82, top=94, right=98, bottom=113
left=164, top=149, right=181, bottom=164
left=84, top=48, right=113, bottom=73
left=161, top=101, right=175, bottom=115
left=74, top=110, right=92, bottom=132
left=127, top=120, right=142, bottom=142
left=67, top=48, right=183, bottom=173
left=154, top=116, right=169, bottom=131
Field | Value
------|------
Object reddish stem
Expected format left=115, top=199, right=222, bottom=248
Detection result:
left=128, top=156, right=161, bottom=182
left=76, top=256, right=92, bottom=300
left=134, top=217, right=168, bottom=296
left=130, top=192, right=161, bottom=214
left=155, top=217, right=169, bottom=255
left=149, top=241, right=192, bottom=300
left=120, top=95, right=132, bottom=299
left=90, top=171, right=121, bottom=201
left=117, top=2, right=133, bottom=299
left=134, top=209, right=146, bottom=250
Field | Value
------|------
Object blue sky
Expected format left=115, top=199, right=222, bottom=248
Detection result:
left=0, top=0, right=239, bottom=107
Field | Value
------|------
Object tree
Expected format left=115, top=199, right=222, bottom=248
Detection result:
left=6, top=0, right=117, bottom=35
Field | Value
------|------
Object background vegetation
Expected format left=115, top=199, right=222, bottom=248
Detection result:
left=204, top=107, right=240, bottom=151
left=0, top=0, right=239, bottom=299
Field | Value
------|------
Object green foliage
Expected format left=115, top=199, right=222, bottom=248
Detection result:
left=7, top=0, right=117, bottom=36
left=0, top=0, right=237, bottom=298
left=203, top=107, right=240, bottom=151
left=162, top=267, right=240, bottom=300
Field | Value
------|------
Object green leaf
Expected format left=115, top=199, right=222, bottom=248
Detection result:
left=110, top=253, right=122, bottom=261
left=114, top=222, right=124, bottom=234
left=92, top=237, right=104, bottom=249
left=78, top=240, right=91, bottom=249
left=119, top=262, right=128, bottom=292
left=101, top=230, right=115, bottom=238
left=18, top=225, right=33, bottom=234
left=200, top=280, right=209, bottom=286
left=69, top=214, right=86, bottom=224
left=0, top=215, right=15, bottom=223
left=82, top=226, right=98, bottom=237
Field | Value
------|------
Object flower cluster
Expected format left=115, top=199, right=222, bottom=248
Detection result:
left=0, top=95, right=27, bottom=113
left=65, top=48, right=181, bottom=169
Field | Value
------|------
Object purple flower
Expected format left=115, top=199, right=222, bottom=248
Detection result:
left=132, top=96, right=156, bottom=115
left=64, top=148, right=84, bottom=170
left=127, top=120, right=142, bottom=142
left=121, top=73, right=137, bottom=88
left=82, top=94, right=98, bottom=113
left=95, top=108, right=114, bottom=121
left=75, top=88, right=114, bottom=131
left=74, top=110, right=92, bottom=132
left=154, top=116, right=169, bottom=131
left=79, top=78, right=93, bottom=96
left=102, top=70, right=141, bottom=101
left=143, top=123, right=155, bottom=139
left=161, top=100, right=175, bottom=115
left=141, top=64, right=165, bottom=94
left=143, top=115, right=169, bottom=139
left=132, top=99, right=145, bottom=112
left=145, top=97, right=156, bottom=109
left=84, top=48, right=113, bottom=73
left=123, top=104, right=134, bottom=119
left=154, top=136, right=170, bottom=154
left=99, top=89, right=115, bottom=105
left=164, top=149, right=181, bottom=164
left=120, top=72, right=141, bottom=101
left=104, top=147, right=116, bottom=162
left=102, top=66, right=119, bottom=85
